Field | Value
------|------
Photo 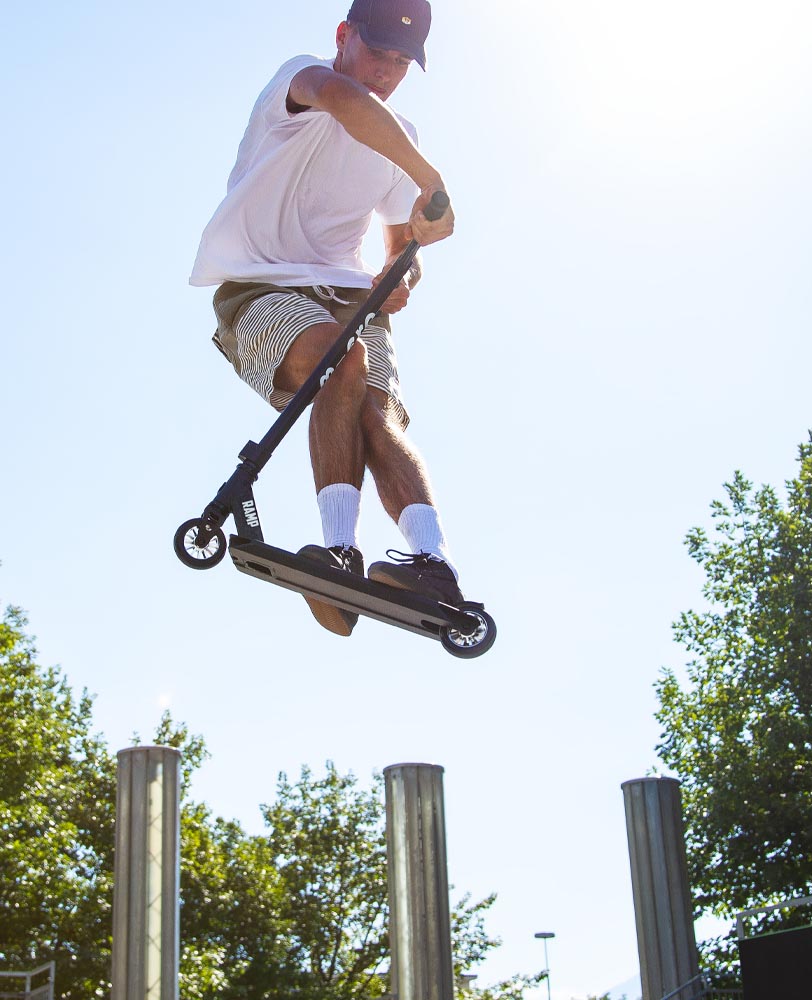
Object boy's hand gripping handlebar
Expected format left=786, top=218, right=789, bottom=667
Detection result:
left=359, top=189, right=451, bottom=316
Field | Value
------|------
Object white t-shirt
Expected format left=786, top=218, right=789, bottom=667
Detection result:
left=190, top=55, right=419, bottom=288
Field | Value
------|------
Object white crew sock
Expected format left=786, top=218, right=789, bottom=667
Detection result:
left=317, top=484, right=361, bottom=550
left=397, top=503, right=458, bottom=580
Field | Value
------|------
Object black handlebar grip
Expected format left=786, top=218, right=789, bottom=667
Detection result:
left=423, top=190, right=450, bottom=222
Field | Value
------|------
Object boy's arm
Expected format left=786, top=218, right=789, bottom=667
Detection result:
left=370, top=223, right=423, bottom=315
left=288, top=65, right=453, bottom=246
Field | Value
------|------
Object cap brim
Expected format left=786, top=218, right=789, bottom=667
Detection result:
left=357, top=23, right=427, bottom=70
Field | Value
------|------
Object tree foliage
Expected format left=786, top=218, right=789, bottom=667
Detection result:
left=0, top=603, right=538, bottom=999
left=0, top=605, right=116, bottom=998
left=179, top=763, right=544, bottom=1000
left=256, top=764, right=389, bottom=998
left=655, top=437, right=812, bottom=983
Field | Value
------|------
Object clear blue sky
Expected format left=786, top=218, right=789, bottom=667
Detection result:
left=2, top=2, right=811, bottom=997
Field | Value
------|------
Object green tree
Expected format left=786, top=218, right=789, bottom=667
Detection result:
left=211, top=763, right=544, bottom=1000
left=655, top=437, right=812, bottom=984
left=0, top=605, right=540, bottom=999
left=231, top=763, right=390, bottom=999
left=0, top=605, right=116, bottom=998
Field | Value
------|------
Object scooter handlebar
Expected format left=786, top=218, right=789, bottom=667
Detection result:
left=423, top=190, right=450, bottom=221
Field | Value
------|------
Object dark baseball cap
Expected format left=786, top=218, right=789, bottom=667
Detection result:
left=346, top=0, right=432, bottom=70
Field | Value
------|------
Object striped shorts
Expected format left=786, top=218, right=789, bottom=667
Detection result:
left=212, top=281, right=409, bottom=429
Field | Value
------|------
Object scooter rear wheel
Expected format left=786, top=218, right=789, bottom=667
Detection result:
left=440, top=602, right=496, bottom=658
left=174, top=518, right=227, bottom=570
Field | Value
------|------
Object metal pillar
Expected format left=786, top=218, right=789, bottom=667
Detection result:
left=384, top=763, right=454, bottom=1000
left=621, top=777, right=700, bottom=1000
left=112, top=746, right=181, bottom=1000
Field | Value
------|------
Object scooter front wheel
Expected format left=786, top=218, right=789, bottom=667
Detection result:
left=174, top=518, right=227, bottom=570
left=440, top=603, right=497, bottom=658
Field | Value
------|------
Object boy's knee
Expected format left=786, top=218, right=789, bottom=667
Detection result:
left=320, top=338, right=368, bottom=405
left=360, top=389, right=398, bottom=440
left=333, top=338, right=368, bottom=386
left=343, top=337, right=368, bottom=376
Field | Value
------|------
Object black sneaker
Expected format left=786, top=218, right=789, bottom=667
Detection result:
left=297, top=545, right=364, bottom=637
left=367, top=550, right=463, bottom=605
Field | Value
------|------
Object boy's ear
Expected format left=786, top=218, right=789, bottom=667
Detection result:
left=336, top=20, right=351, bottom=52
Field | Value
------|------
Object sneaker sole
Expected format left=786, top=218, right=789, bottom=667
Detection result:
left=302, top=595, right=356, bottom=637
left=297, top=546, right=360, bottom=637
left=367, top=565, right=462, bottom=605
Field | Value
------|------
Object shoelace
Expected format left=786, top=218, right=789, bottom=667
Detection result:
left=312, top=284, right=352, bottom=306
left=329, top=546, right=359, bottom=570
left=385, top=549, right=441, bottom=565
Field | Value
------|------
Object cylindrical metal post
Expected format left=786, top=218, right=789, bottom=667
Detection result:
left=112, top=746, right=181, bottom=1000
left=384, top=763, right=454, bottom=1000
left=621, top=777, right=700, bottom=1000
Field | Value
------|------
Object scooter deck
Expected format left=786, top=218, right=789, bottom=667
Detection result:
left=229, top=536, right=482, bottom=641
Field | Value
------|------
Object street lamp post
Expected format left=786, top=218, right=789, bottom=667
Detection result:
left=534, top=932, right=555, bottom=1000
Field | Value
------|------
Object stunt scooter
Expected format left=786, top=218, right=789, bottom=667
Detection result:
left=174, top=192, right=496, bottom=658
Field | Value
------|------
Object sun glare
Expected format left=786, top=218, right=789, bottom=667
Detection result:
left=539, top=0, right=811, bottom=146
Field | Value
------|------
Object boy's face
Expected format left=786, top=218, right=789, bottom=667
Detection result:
left=335, top=22, right=413, bottom=102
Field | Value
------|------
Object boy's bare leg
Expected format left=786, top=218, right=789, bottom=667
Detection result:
left=275, top=323, right=369, bottom=635
left=274, top=322, right=368, bottom=491
left=361, top=389, right=462, bottom=603
left=359, top=388, right=434, bottom=520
